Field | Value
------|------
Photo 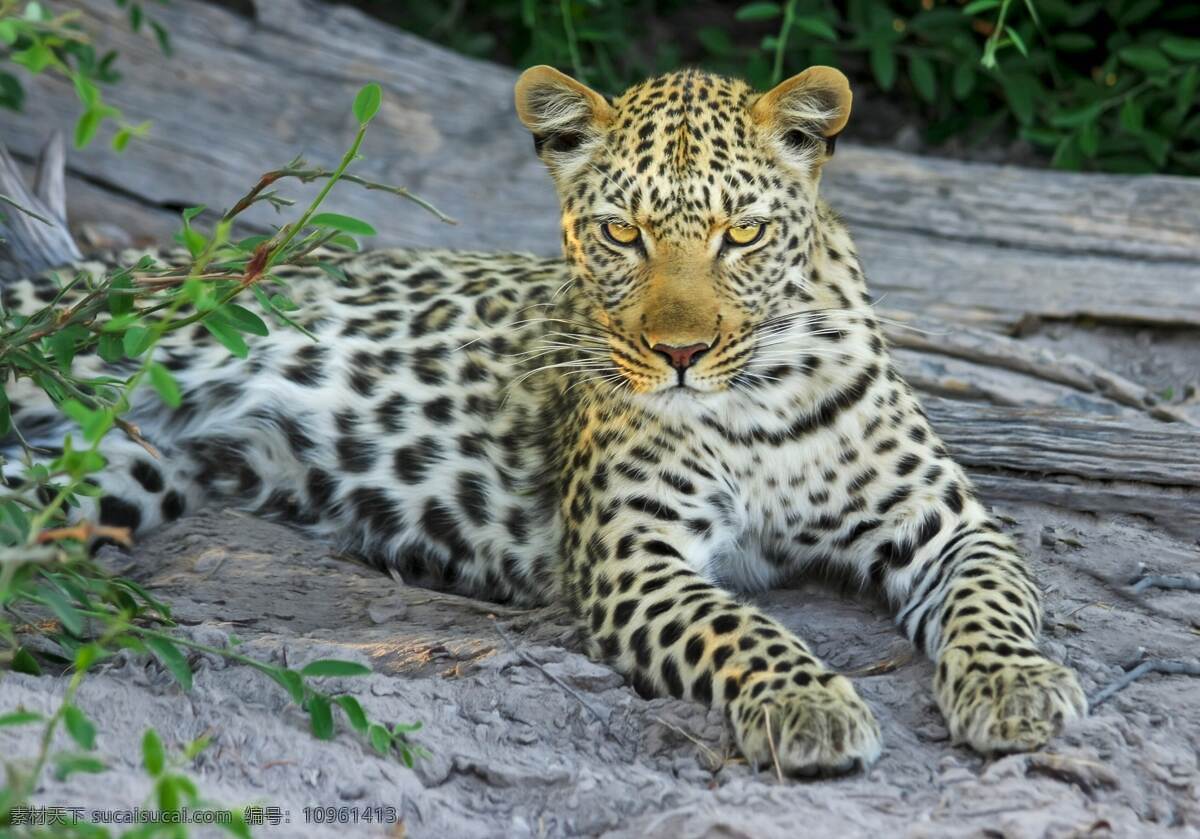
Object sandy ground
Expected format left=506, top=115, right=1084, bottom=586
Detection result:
left=3, top=501, right=1197, bottom=838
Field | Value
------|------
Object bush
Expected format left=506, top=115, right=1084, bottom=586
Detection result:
left=392, top=0, right=1200, bottom=175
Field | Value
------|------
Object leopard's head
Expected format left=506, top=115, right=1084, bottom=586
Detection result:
left=515, top=66, right=852, bottom=396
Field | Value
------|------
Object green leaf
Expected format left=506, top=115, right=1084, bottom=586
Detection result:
left=0, top=387, right=8, bottom=437
left=150, top=20, right=172, bottom=56
left=1079, top=122, right=1099, bottom=158
left=697, top=26, right=733, bottom=56
left=64, top=705, right=97, bottom=750
left=307, top=213, right=377, bottom=237
left=53, top=754, right=106, bottom=780
left=334, top=695, right=369, bottom=732
left=266, top=289, right=301, bottom=311
left=1120, top=98, right=1145, bottom=133
left=218, top=303, right=269, bottom=336
left=1119, top=0, right=1162, bottom=26
left=353, top=82, right=382, bottom=124
left=870, top=43, right=896, bottom=91
left=142, top=728, right=165, bottom=776
left=157, top=776, right=181, bottom=813
left=203, top=317, right=249, bottom=359
left=12, top=43, right=52, bottom=73
left=268, top=668, right=306, bottom=704
left=1117, top=46, right=1170, bottom=74
left=184, top=733, right=212, bottom=760
left=148, top=361, right=182, bottom=408
left=1140, top=132, right=1171, bottom=168
left=123, top=326, right=152, bottom=357
left=1051, top=134, right=1083, bottom=170
left=1162, top=37, right=1200, bottom=61
left=908, top=55, right=936, bottom=103
left=39, top=584, right=84, bottom=635
left=1053, top=33, right=1095, bottom=52
left=98, top=333, right=124, bottom=363
left=307, top=695, right=334, bottom=740
left=951, top=63, right=976, bottom=100
left=1007, top=28, right=1029, bottom=58
left=108, top=273, right=135, bottom=316
left=1049, top=102, right=1103, bottom=129
left=48, top=329, right=76, bottom=371
left=112, top=128, right=132, bottom=152
left=1001, top=74, right=1039, bottom=125
left=326, top=233, right=361, bottom=252
left=220, top=810, right=253, bottom=839
left=73, top=76, right=99, bottom=108
left=734, top=2, right=780, bottom=22
left=13, top=647, right=42, bottom=675
left=367, top=722, right=392, bottom=755
left=793, top=16, right=837, bottom=42
left=74, top=108, right=104, bottom=149
left=0, top=20, right=18, bottom=44
left=145, top=636, right=193, bottom=692
left=300, top=659, right=372, bottom=678
left=0, top=710, right=43, bottom=727
left=961, top=0, right=1000, bottom=13
left=1178, top=66, right=1199, bottom=114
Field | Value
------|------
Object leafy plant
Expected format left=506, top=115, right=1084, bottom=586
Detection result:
left=0, top=0, right=169, bottom=151
left=390, top=0, right=1200, bottom=174
left=1, top=82, right=437, bottom=834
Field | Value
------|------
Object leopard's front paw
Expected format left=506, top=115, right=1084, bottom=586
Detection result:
left=937, top=649, right=1087, bottom=754
left=729, top=672, right=882, bottom=777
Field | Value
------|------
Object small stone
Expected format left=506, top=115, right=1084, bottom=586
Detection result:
left=367, top=598, right=408, bottom=624
left=337, top=784, right=366, bottom=801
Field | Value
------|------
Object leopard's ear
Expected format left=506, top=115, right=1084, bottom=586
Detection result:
left=514, top=65, right=612, bottom=174
left=751, top=66, right=852, bottom=168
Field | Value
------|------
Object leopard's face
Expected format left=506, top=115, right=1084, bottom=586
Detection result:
left=515, top=66, right=852, bottom=396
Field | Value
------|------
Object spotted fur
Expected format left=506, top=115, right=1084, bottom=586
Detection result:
left=1, top=66, right=1085, bottom=775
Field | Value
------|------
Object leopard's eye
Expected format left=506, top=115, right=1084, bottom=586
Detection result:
left=602, top=222, right=641, bottom=246
left=725, top=223, right=765, bottom=247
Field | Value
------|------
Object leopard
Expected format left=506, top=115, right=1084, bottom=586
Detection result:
left=1, top=65, right=1087, bottom=776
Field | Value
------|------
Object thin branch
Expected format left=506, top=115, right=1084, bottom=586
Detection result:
left=1089, top=659, right=1200, bottom=708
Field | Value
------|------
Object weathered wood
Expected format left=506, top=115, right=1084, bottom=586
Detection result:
left=0, top=134, right=81, bottom=280
left=856, top=227, right=1200, bottom=331
left=823, top=146, right=1200, bottom=262
left=928, top=398, right=1200, bottom=536
left=884, top=312, right=1191, bottom=424
left=0, top=0, right=559, bottom=253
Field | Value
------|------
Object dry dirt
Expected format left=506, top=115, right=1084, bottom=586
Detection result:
left=3, top=501, right=1197, bottom=838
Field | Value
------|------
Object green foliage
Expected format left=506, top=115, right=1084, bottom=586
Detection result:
left=0, top=0, right=167, bottom=151
left=395, top=0, right=1200, bottom=174
left=0, top=84, right=433, bottom=835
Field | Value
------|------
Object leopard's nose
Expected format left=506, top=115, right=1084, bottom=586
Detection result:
left=651, top=341, right=711, bottom=370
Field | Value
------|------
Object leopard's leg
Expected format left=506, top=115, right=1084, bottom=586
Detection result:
left=565, top=468, right=882, bottom=775
left=871, top=497, right=1087, bottom=754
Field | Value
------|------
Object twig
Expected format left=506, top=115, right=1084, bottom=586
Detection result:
left=1130, top=574, right=1200, bottom=594
left=1089, top=659, right=1200, bottom=708
left=115, top=418, right=162, bottom=459
left=762, top=704, right=784, bottom=783
left=651, top=715, right=722, bottom=772
left=35, top=521, right=131, bottom=547
left=845, top=649, right=914, bottom=678
left=491, top=617, right=616, bottom=738
left=0, top=193, right=52, bottom=225
left=223, top=164, right=456, bottom=226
